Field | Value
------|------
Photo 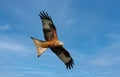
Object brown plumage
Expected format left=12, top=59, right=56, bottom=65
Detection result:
left=31, top=11, right=74, bottom=69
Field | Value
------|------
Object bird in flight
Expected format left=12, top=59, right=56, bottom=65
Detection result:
left=31, top=11, right=74, bottom=69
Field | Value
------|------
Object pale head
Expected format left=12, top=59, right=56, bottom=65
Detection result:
left=58, top=41, right=64, bottom=46
left=55, top=41, right=64, bottom=46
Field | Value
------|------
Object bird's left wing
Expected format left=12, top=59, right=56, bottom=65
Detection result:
left=39, top=11, right=58, bottom=41
left=50, top=46, right=74, bottom=69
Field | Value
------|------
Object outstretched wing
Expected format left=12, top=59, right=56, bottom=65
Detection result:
left=50, top=46, right=74, bottom=69
left=39, top=11, right=58, bottom=41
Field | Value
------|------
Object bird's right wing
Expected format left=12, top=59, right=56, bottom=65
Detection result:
left=50, top=46, right=74, bottom=69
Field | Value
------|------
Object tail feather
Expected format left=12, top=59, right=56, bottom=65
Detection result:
left=31, top=37, right=48, bottom=57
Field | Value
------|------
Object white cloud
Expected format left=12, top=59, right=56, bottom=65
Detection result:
left=87, top=33, right=120, bottom=66
left=89, top=56, right=120, bottom=66
left=88, top=43, right=120, bottom=66
left=0, top=72, right=25, bottom=77
left=0, top=24, right=11, bottom=31
left=0, top=41, right=29, bottom=52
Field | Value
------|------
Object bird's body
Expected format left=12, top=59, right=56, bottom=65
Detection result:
left=31, top=11, right=74, bottom=69
left=41, top=40, right=63, bottom=48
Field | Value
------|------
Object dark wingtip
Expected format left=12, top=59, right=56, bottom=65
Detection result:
left=39, top=11, right=52, bottom=21
left=37, top=55, right=40, bottom=57
left=65, top=59, right=74, bottom=70
left=31, top=37, right=34, bottom=39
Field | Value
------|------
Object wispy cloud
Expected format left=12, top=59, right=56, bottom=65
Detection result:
left=0, top=41, right=29, bottom=52
left=88, top=33, right=120, bottom=66
left=0, top=64, right=60, bottom=77
left=0, top=24, right=11, bottom=31
left=89, top=56, right=120, bottom=66
left=0, top=72, right=24, bottom=77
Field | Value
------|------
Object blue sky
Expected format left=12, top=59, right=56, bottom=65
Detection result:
left=0, top=0, right=120, bottom=77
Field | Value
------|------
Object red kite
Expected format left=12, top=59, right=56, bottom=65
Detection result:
left=31, top=11, right=74, bottom=69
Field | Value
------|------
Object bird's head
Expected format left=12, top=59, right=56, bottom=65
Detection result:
left=59, top=41, right=64, bottom=46
left=55, top=41, right=64, bottom=46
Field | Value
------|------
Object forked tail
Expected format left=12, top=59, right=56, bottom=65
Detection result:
left=31, top=37, right=48, bottom=57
